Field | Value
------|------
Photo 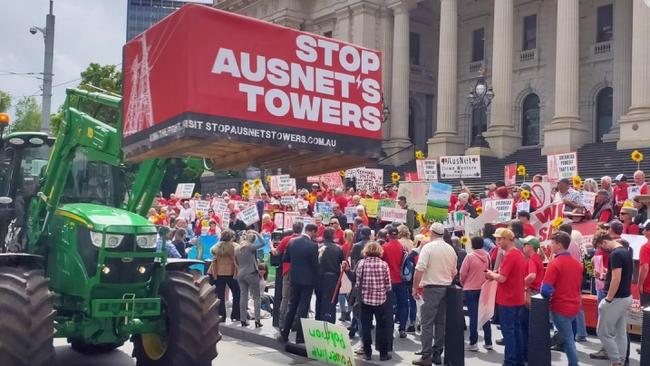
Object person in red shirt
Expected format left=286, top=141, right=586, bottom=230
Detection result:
left=314, top=214, right=326, bottom=240
left=271, top=222, right=301, bottom=327
left=356, top=205, right=370, bottom=227
left=612, top=174, right=629, bottom=215
left=593, top=190, right=614, bottom=223
left=517, top=211, right=536, bottom=237
left=633, top=170, right=648, bottom=195
left=619, top=206, right=639, bottom=234
left=521, top=236, right=544, bottom=358
left=638, top=220, right=650, bottom=307
left=541, top=231, right=584, bottom=366
left=486, top=228, right=526, bottom=366
left=332, top=188, right=348, bottom=211
left=382, top=226, right=409, bottom=338
left=229, top=188, right=242, bottom=201
left=261, top=214, right=275, bottom=234
left=329, top=218, right=345, bottom=244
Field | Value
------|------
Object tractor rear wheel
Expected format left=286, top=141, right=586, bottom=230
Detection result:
left=70, top=339, right=124, bottom=354
left=132, top=271, right=220, bottom=366
left=0, top=267, right=55, bottom=366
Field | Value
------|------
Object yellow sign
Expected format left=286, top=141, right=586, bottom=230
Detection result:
left=360, top=198, right=379, bottom=218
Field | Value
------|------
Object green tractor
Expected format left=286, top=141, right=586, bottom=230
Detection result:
left=0, top=89, right=221, bottom=366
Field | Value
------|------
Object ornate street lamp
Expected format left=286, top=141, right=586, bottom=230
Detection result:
left=467, top=67, right=494, bottom=148
left=381, top=94, right=391, bottom=123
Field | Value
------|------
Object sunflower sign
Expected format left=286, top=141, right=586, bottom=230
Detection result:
left=242, top=179, right=267, bottom=200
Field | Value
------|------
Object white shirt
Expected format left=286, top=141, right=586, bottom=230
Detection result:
left=415, top=238, right=458, bottom=286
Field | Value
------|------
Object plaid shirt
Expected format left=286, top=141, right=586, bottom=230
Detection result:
left=356, top=257, right=391, bottom=306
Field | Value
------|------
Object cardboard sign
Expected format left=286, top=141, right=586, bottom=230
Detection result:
left=377, top=199, right=396, bottom=219
left=416, top=159, right=438, bottom=181
left=439, top=155, right=481, bottom=179
left=315, top=202, right=334, bottom=222
left=301, top=318, right=355, bottom=366
left=397, top=182, right=429, bottom=215
left=175, top=183, right=196, bottom=199
left=379, top=207, right=407, bottom=223
left=270, top=175, right=296, bottom=194
left=344, top=206, right=357, bottom=223
left=195, top=200, right=211, bottom=213
left=547, top=152, right=578, bottom=182
left=530, top=202, right=565, bottom=243
left=516, top=200, right=530, bottom=213
left=628, top=186, right=642, bottom=200
left=359, top=198, right=379, bottom=218
left=581, top=191, right=596, bottom=213
left=211, top=198, right=228, bottom=214
left=349, top=168, right=383, bottom=192
left=528, top=182, right=552, bottom=207
left=307, top=172, right=344, bottom=189
left=425, top=182, right=452, bottom=221
left=484, top=199, right=514, bottom=223
left=239, top=205, right=260, bottom=226
left=504, top=163, right=517, bottom=187
left=280, top=196, right=296, bottom=207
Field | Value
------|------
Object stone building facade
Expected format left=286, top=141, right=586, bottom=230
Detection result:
left=213, top=0, right=650, bottom=165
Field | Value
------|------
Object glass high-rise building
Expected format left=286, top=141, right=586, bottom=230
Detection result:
left=126, top=0, right=209, bottom=41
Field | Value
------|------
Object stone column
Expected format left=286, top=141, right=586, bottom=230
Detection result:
left=542, top=0, right=587, bottom=155
left=334, top=6, right=351, bottom=42
left=427, top=0, right=464, bottom=158
left=603, top=0, right=633, bottom=142
left=350, top=2, right=378, bottom=48
left=483, top=0, right=520, bottom=158
left=618, top=0, right=650, bottom=149
left=378, top=6, right=394, bottom=141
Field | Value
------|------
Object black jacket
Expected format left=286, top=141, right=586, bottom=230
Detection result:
left=319, top=241, right=344, bottom=276
left=283, top=235, right=319, bottom=286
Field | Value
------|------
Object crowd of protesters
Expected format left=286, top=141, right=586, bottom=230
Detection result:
left=147, top=169, right=649, bottom=365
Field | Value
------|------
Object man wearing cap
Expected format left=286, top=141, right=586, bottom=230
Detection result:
left=541, top=231, right=584, bottom=366
left=486, top=228, right=526, bottom=366
left=554, top=178, right=583, bottom=214
left=412, top=223, right=457, bottom=366
left=638, top=219, right=650, bottom=307
left=382, top=226, right=410, bottom=339
left=613, top=174, right=629, bottom=215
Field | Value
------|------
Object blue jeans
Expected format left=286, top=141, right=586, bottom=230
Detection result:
left=338, top=294, right=347, bottom=313
left=392, top=282, right=409, bottom=331
left=572, top=308, right=587, bottom=339
left=551, top=312, right=579, bottom=366
left=465, top=290, right=492, bottom=345
left=499, top=305, right=525, bottom=366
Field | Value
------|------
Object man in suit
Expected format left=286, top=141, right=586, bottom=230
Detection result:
left=278, top=223, right=319, bottom=344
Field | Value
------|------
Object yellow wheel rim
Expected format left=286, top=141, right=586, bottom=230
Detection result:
left=141, top=333, right=167, bottom=360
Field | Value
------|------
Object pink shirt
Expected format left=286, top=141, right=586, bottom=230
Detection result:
left=459, top=249, right=491, bottom=290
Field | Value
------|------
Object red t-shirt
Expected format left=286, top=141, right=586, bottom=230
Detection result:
left=261, top=221, right=275, bottom=233
left=596, top=247, right=610, bottom=269
left=382, top=239, right=404, bottom=284
left=624, top=223, right=640, bottom=235
left=276, top=234, right=299, bottom=276
left=526, top=253, right=545, bottom=292
left=613, top=184, right=629, bottom=206
left=543, top=252, right=583, bottom=317
left=334, top=196, right=348, bottom=211
left=639, top=241, right=650, bottom=293
left=523, top=223, right=536, bottom=237
left=496, top=249, right=526, bottom=306
left=333, top=229, right=345, bottom=244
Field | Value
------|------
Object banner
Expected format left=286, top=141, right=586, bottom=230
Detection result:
left=504, top=163, right=517, bottom=186
left=270, top=175, right=296, bottom=194
left=425, top=182, right=452, bottom=221
left=301, top=318, right=355, bottom=366
left=379, top=207, right=407, bottom=223
left=350, top=168, right=383, bottom=192
left=416, top=159, right=438, bottom=181
left=359, top=198, right=379, bottom=218
left=175, top=183, right=196, bottom=199
left=397, top=182, right=429, bottom=215
left=484, top=199, right=514, bottom=223
left=123, top=5, right=383, bottom=159
left=581, top=191, right=596, bottom=213
left=439, top=155, right=481, bottom=179
left=528, top=182, right=552, bottom=207
left=315, top=202, right=334, bottom=222
left=239, top=205, right=260, bottom=226
left=530, top=202, right=565, bottom=243
left=307, top=172, right=344, bottom=189
left=547, top=152, right=577, bottom=182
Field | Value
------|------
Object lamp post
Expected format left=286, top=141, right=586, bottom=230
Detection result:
left=467, top=68, right=494, bottom=148
left=30, top=0, right=55, bottom=133
left=381, top=94, right=391, bottom=123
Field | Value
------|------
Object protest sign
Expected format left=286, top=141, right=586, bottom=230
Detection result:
left=477, top=280, right=498, bottom=329
left=377, top=199, right=396, bottom=219
left=280, top=196, right=296, bottom=207
left=484, top=199, right=514, bottom=223
left=464, top=207, right=500, bottom=235
left=315, top=202, right=334, bottom=222
left=416, top=159, right=438, bottom=181
left=175, top=183, right=195, bottom=199
left=404, top=172, right=419, bottom=182
left=220, top=212, right=230, bottom=228
left=307, top=172, right=344, bottom=189
left=581, top=191, right=596, bottom=213
left=439, top=155, right=481, bottom=179
left=239, top=205, right=259, bottom=226
left=211, top=199, right=228, bottom=214
left=516, top=200, right=530, bottom=213
left=628, top=186, right=642, bottom=201
left=529, top=182, right=552, bottom=207
left=344, top=207, right=357, bottom=223
left=425, top=182, right=452, bottom=221
left=243, top=179, right=267, bottom=199
left=359, top=198, right=379, bottom=218
left=302, top=216, right=314, bottom=226
left=530, top=202, right=565, bottom=243
left=350, top=168, right=383, bottom=192
left=270, top=175, right=296, bottom=194
left=196, top=200, right=211, bottom=213
left=397, top=182, right=429, bottom=215
left=301, top=319, right=355, bottom=366
left=547, top=152, right=578, bottom=182
left=621, top=234, right=647, bottom=260
left=504, top=163, right=517, bottom=186
left=379, top=207, right=407, bottom=223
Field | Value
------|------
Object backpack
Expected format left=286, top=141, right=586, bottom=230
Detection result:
left=401, top=249, right=416, bottom=282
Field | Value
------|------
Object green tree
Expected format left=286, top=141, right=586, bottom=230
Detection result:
left=7, top=96, right=41, bottom=133
left=0, top=90, right=11, bottom=113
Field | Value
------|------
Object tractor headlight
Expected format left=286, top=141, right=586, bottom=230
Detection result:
left=90, top=232, right=124, bottom=248
left=136, top=234, right=158, bottom=249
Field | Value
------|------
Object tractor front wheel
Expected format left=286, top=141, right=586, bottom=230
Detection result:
left=0, top=267, right=55, bottom=366
left=132, top=271, right=220, bottom=366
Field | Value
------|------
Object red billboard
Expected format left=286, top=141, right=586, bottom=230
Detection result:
left=122, top=4, right=383, bottom=164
